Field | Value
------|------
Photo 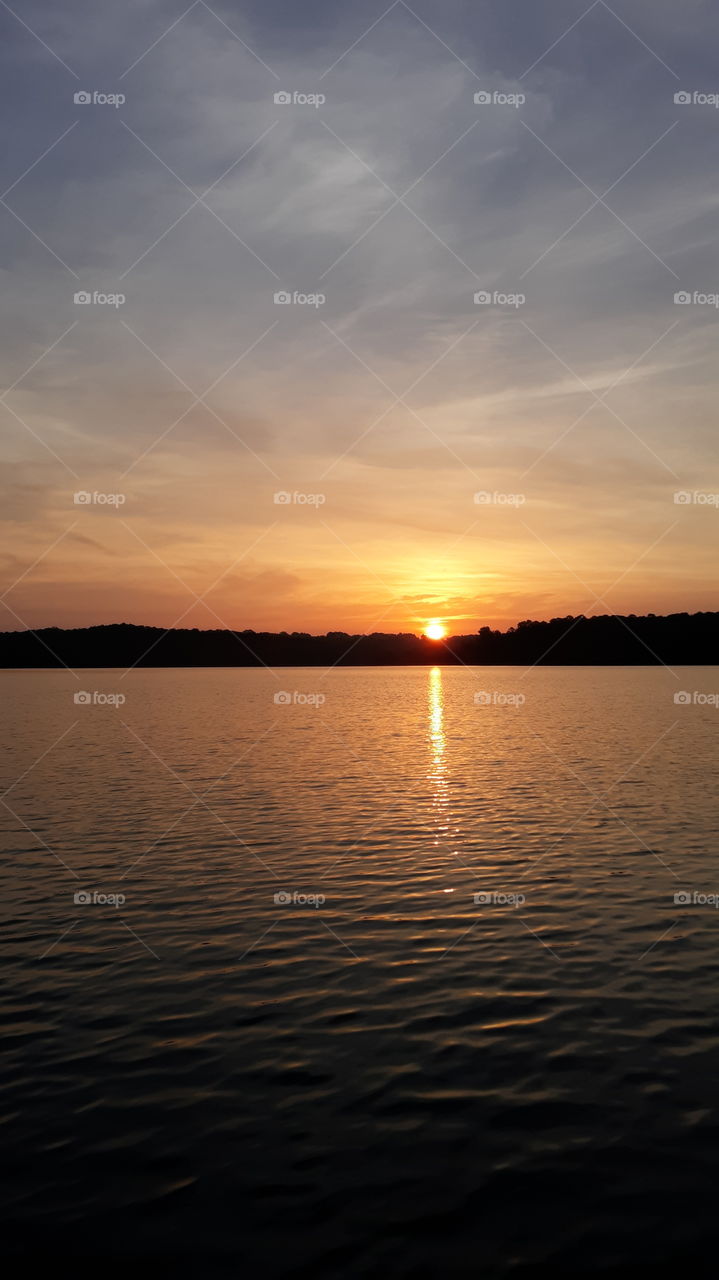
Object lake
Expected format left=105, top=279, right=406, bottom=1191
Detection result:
left=2, top=665, right=718, bottom=1275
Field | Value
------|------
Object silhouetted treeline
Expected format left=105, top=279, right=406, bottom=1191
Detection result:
left=0, top=612, right=717, bottom=667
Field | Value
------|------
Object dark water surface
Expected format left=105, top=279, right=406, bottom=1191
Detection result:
left=2, top=666, right=719, bottom=1276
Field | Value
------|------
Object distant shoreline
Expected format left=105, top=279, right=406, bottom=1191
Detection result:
left=1, top=613, right=716, bottom=668
left=3, top=664, right=719, bottom=672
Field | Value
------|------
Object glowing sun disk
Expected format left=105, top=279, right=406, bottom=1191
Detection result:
left=424, top=621, right=446, bottom=640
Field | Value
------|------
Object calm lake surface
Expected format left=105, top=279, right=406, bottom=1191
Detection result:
left=2, top=666, right=719, bottom=1275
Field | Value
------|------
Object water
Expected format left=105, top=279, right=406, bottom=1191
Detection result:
left=2, top=666, right=719, bottom=1275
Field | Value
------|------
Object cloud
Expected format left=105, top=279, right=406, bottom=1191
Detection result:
left=1, top=0, right=717, bottom=629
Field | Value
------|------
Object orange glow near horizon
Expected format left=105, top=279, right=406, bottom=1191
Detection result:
left=424, top=621, right=447, bottom=641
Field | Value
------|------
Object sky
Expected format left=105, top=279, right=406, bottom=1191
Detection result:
left=1, top=0, right=718, bottom=635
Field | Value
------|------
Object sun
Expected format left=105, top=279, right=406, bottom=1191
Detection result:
left=424, top=621, right=447, bottom=641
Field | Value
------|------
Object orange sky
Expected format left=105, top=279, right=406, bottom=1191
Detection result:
left=2, top=1, right=718, bottom=635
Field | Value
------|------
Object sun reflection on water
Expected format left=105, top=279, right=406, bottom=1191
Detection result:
left=427, top=667, right=450, bottom=836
